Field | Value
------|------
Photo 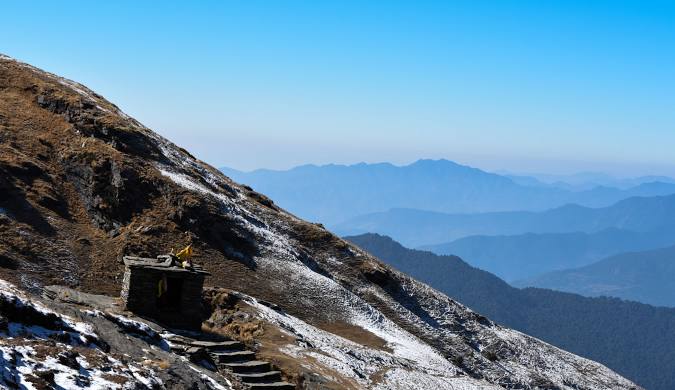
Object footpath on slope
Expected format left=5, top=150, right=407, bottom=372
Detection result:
left=43, top=285, right=296, bottom=390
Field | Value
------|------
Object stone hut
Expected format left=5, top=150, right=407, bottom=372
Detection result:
left=121, top=255, right=210, bottom=330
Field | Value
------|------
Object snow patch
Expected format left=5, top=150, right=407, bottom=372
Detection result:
left=85, top=310, right=170, bottom=351
left=188, top=365, right=233, bottom=390
left=0, top=343, right=163, bottom=389
left=0, top=280, right=98, bottom=344
left=245, top=294, right=497, bottom=389
left=158, top=167, right=299, bottom=260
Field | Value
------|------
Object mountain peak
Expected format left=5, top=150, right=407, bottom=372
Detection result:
left=409, top=158, right=460, bottom=166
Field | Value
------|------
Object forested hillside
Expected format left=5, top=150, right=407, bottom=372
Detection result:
left=517, top=245, right=675, bottom=307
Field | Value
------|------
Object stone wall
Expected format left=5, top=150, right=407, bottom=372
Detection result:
left=120, top=268, right=131, bottom=302
left=121, top=266, right=205, bottom=330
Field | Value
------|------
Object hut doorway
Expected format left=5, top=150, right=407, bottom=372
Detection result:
left=157, top=275, right=184, bottom=309
left=165, top=277, right=184, bottom=308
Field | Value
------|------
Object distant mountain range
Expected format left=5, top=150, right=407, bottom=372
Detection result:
left=221, top=159, right=675, bottom=226
left=515, top=245, right=675, bottom=307
left=421, top=228, right=675, bottom=281
left=334, top=194, right=675, bottom=247
left=346, top=233, right=675, bottom=390
left=226, top=160, right=675, bottom=309
left=505, top=171, right=675, bottom=191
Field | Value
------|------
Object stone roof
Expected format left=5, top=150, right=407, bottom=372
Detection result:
left=123, top=255, right=210, bottom=275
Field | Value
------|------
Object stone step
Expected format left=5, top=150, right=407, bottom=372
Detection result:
left=223, top=360, right=271, bottom=374
left=236, top=371, right=282, bottom=384
left=211, top=350, right=256, bottom=363
left=248, top=382, right=295, bottom=390
left=169, top=344, right=187, bottom=353
left=165, top=334, right=196, bottom=345
left=189, top=340, right=244, bottom=352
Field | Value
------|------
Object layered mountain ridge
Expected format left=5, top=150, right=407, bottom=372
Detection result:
left=334, top=194, right=675, bottom=247
left=0, top=54, right=639, bottom=389
left=422, top=228, right=675, bottom=281
left=222, top=160, right=675, bottom=226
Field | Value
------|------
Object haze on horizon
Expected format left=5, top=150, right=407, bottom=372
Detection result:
left=2, top=1, right=675, bottom=176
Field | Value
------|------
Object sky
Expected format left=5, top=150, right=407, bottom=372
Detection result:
left=2, top=1, right=675, bottom=176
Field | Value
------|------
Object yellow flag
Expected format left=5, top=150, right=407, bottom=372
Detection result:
left=176, top=245, right=192, bottom=261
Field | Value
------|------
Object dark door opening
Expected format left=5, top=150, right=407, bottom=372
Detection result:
left=157, top=276, right=184, bottom=309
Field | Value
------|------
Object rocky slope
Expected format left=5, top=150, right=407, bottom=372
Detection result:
left=0, top=279, right=233, bottom=389
left=0, top=54, right=640, bottom=389
left=347, top=233, right=675, bottom=390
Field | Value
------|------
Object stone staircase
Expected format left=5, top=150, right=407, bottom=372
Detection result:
left=166, top=335, right=294, bottom=390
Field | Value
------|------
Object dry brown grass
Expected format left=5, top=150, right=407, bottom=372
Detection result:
left=316, top=320, right=393, bottom=353
left=209, top=320, right=265, bottom=344
left=369, top=367, right=392, bottom=385
left=253, top=321, right=361, bottom=390
left=289, top=219, right=349, bottom=251
left=202, top=290, right=266, bottom=345
left=141, top=358, right=172, bottom=370
left=201, top=289, right=380, bottom=389
left=101, top=373, right=130, bottom=385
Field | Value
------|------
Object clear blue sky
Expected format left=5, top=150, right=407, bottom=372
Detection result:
left=2, top=1, right=675, bottom=175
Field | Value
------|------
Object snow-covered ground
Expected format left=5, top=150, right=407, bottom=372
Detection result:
left=0, top=281, right=166, bottom=389
left=0, top=344, right=165, bottom=390
left=243, top=293, right=499, bottom=389
left=0, top=280, right=231, bottom=390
